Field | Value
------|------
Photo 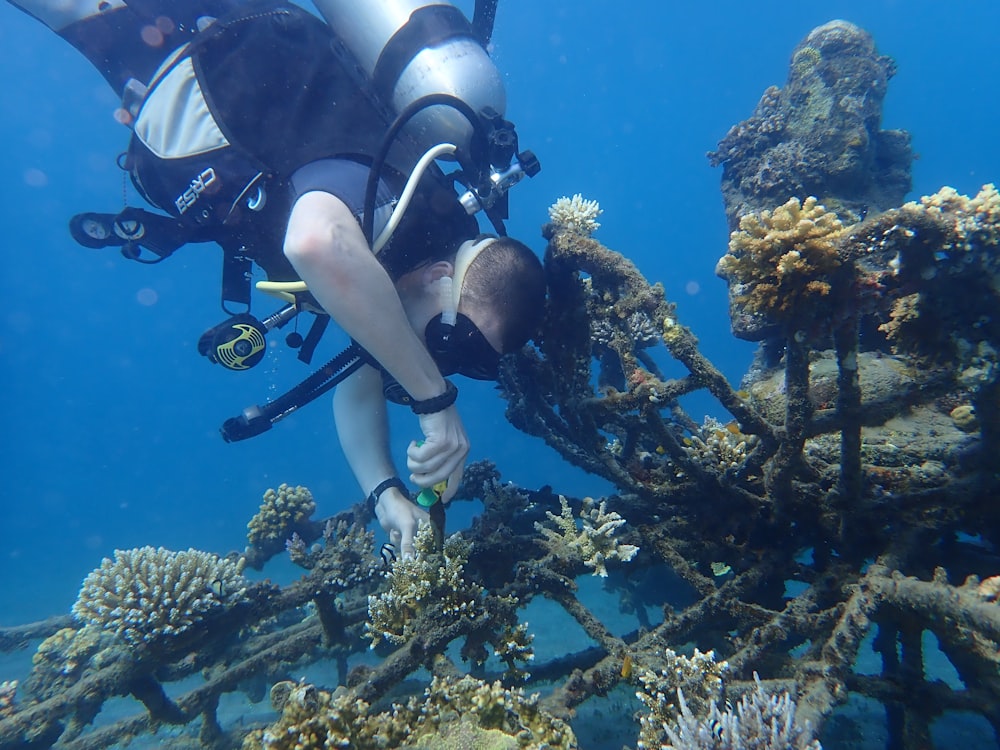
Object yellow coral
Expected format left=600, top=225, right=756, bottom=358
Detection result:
left=246, top=483, right=316, bottom=549
left=902, top=183, right=1000, bottom=251
left=244, top=675, right=576, bottom=750
left=791, top=45, right=821, bottom=76
left=717, top=196, right=846, bottom=333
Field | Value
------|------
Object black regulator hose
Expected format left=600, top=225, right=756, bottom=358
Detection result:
left=472, top=0, right=500, bottom=46
left=362, top=93, right=487, bottom=247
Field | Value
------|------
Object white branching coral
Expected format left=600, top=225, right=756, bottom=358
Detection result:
left=662, top=673, right=821, bottom=750
left=535, top=496, right=639, bottom=577
left=548, top=193, right=603, bottom=236
left=72, top=547, right=247, bottom=646
left=636, top=648, right=729, bottom=749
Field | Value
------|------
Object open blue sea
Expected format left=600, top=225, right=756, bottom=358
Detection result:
left=1, top=1, right=999, bottom=748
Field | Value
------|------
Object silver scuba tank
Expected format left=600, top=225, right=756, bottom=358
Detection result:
left=8, top=0, right=126, bottom=31
left=310, top=0, right=506, bottom=162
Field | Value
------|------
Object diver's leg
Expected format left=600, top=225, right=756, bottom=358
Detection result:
left=6, top=0, right=238, bottom=95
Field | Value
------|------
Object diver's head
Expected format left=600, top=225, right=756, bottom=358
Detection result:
left=423, top=236, right=546, bottom=380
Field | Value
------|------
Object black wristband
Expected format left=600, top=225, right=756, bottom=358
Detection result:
left=410, top=379, right=458, bottom=415
left=367, top=477, right=408, bottom=513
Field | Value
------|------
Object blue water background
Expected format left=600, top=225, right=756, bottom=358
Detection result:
left=0, top=0, right=997, bottom=670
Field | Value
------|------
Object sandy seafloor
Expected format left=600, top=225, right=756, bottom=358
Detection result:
left=2, top=0, right=999, bottom=747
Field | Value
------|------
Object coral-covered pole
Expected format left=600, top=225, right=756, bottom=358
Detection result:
left=834, top=314, right=863, bottom=506
left=769, top=335, right=812, bottom=501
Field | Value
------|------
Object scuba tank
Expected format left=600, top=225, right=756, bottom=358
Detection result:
left=311, top=0, right=506, bottom=162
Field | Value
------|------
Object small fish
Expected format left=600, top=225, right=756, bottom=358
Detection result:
left=620, top=654, right=633, bottom=679
left=208, top=578, right=226, bottom=598
left=379, top=543, right=397, bottom=570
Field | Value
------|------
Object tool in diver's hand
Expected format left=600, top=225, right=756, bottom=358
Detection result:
left=414, top=441, right=448, bottom=551
left=416, top=480, right=448, bottom=508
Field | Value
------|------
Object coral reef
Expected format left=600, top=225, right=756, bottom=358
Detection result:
left=245, top=483, right=317, bottom=569
left=0, top=683, right=14, bottom=720
left=683, top=417, right=757, bottom=473
left=2, top=19, right=999, bottom=750
left=244, top=674, right=576, bottom=750
left=366, top=524, right=486, bottom=647
left=286, top=518, right=379, bottom=586
left=709, top=20, right=912, bottom=341
left=708, top=20, right=911, bottom=233
left=535, top=495, right=639, bottom=577
left=23, top=625, right=108, bottom=702
left=878, top=184, right=1000, bottom=362
left=663, top=673, right=821, bottom=750
left=717, top=196, right=847, bottom=341
left=72, top=546, right=247, bottom=648
left=635, top=649, right=728, bottom=749
left=548, top=193, right=603, bottom=236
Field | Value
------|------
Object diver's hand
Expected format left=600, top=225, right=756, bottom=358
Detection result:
left=374, top=488, right=428, bottom=559
left=407, top=406, right=468, bottom=500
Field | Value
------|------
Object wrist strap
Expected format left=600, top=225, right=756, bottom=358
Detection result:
left=410, top=379, right=458, bottom=415
left=367, top=476, right=408, bottom=513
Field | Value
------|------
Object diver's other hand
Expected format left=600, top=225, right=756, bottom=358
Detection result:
left=374, top=488, right=427, bottom=559
left=407, top=406, right=469, bottom=492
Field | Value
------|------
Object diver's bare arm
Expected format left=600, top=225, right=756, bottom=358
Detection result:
left=285, top=191, right=469, bottom=488
left=284, top=192, right=445, bottom=401
left=333, top=366, right=426, bottom=557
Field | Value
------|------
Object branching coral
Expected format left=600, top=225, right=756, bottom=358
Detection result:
left=866, top=184, right=1000, bottom=372
left=717, top=196, right=846, bottom=338
left=635, top=649, right=728, bottom=749
left=365, top=524, right=485, bottom=647
left=683, top=417, right=756, bottom=472
left=287, top=519, right=378, bottom=586
left=246, top=484, right=317, bottom=568
left=535, top=496, right=639, bottom=577
left=24, top=625, right=108, bottom=702
left=663, top=674, right=821, bottom=750
left=548, top=193, right=603, bottom=236
left=636, top=652, right=819, bottom=750
left=71, top=546, right=247, bottom=647
left=244, top=674, right=577, bottom=750
left=492, top=622, right=535, bottom=682
left=0, top=682, right=15, bottom=720
left=901, top=183, right=1000, bottom=253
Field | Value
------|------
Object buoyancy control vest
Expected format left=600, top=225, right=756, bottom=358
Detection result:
left=126, top=2, right=405, bottom=233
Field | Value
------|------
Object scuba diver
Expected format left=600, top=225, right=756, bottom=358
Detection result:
left=7, top=0, right=544, bottom=557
